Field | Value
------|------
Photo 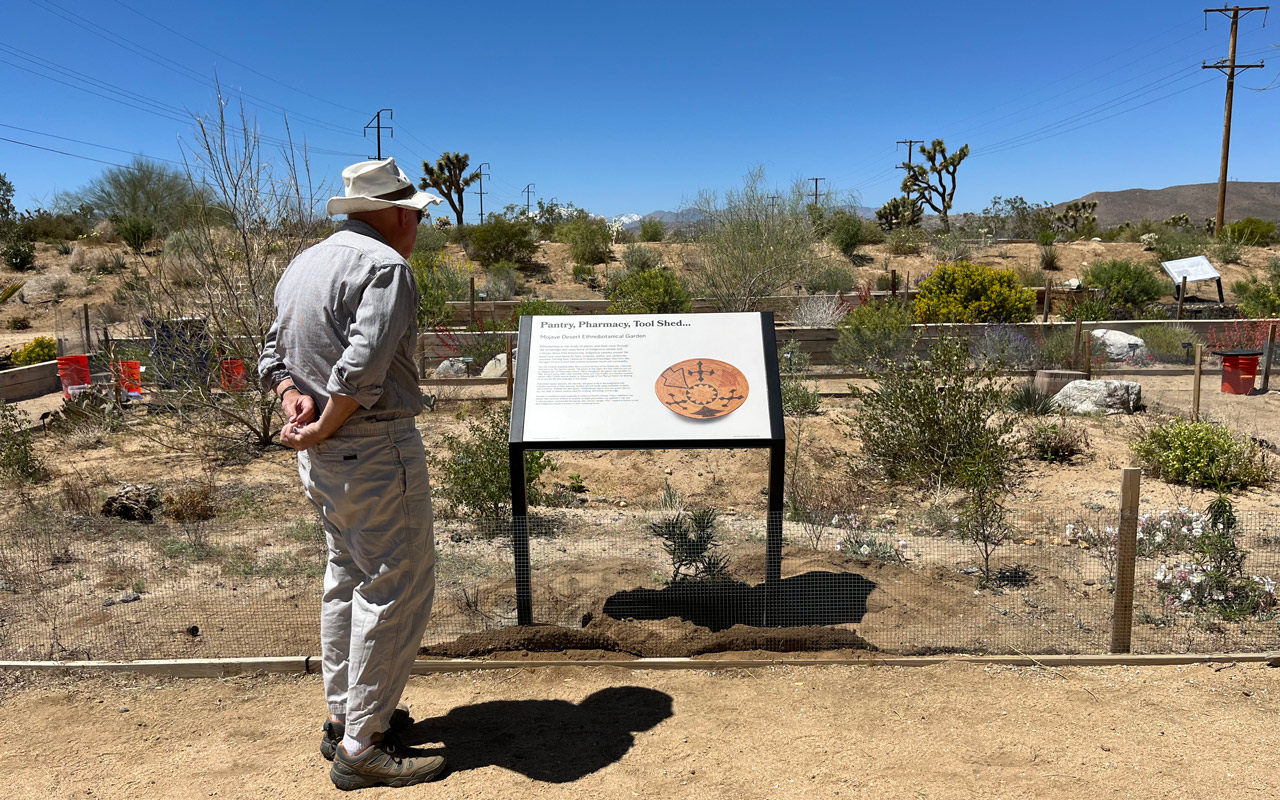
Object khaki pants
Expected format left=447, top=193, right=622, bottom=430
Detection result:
left=298, top=418, right=435, bottom=740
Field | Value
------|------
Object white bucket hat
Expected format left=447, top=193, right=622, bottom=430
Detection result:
left=325, top=158, right=444, bottom=217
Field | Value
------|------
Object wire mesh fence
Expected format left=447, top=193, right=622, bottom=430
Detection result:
left=1, top=506, right=1278, bottom=662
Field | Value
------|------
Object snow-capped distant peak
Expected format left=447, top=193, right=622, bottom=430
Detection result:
left=610, top=213, right=641, bottom=226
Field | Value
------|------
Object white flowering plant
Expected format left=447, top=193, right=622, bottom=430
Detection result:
left=833, top=513, right=908, bottom=564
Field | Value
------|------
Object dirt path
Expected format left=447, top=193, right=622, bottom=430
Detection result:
left=3, top=661, right=1278, bottom=799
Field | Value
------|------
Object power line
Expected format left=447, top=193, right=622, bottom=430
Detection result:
left=363, top=109, right=393, bottom=160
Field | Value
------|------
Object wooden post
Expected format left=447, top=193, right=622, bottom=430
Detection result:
left=469, top=276, right=476, bottom=327
left=890, top=269, right=897, bottom=299
left=1176, top=276, right=1187, bottom=320
left=1110, top=468, right=1142, bottom=654
left=1260, top=323, right=1277, bottom=394
left=505, top=334, right=514, bottom=400
left=1042, top=276, right=1052, bottom=323
left=82, top=303, right=92, bottom=353
left=1084, top=325, right=1093, bottom=380
left=1192, top=344, right=1204, bottom=422
left=1072, top=318, right=1083, bottom=371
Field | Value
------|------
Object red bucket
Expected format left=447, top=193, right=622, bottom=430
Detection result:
left=114, top=360, right=142, bottom=396
left=219, top=359, right=247, bottom=392
left=1221, top=355, right=1260, bottom=395
left=56, top=355, right=90, bottom=399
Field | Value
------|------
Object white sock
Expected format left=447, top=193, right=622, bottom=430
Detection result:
left=342, top=731, right=372, bottom=756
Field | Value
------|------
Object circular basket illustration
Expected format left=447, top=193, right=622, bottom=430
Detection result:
left=655, top=359, right=749, bottom=420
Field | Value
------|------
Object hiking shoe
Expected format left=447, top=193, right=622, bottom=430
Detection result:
left=329, top=730, right=447, bottom=791
left=320, top=704, right=413, bottom=761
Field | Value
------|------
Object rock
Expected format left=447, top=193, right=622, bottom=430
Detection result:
left=1051, top=379, right=1142, bottom=415
left=102, top=598, right=116, bottom=607
left=1091, top=329, right=1149, bottom=361
left=0, top=580, right=16, bottom=593
left=1063, top=278, right=1082, bottom=290
left=480, top=353, right=508, bottom=378
left=101, top=484, right=159, bottom=522
left=119, top=592, right=141, bottom=603
left=435, top=358, right=468, bottom=378
left=1091, top=237, right=1102, bottom=242
left=1084, top=579, right=1097, bottom=586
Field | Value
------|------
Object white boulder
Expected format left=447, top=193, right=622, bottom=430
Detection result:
left=1091, top=329, right=1149, bottom=361
left=481, top=353, right=509, bottom=378
left=1051, top=379, right=1142, bottom=415
left=435, top=358, right=468, bottom=377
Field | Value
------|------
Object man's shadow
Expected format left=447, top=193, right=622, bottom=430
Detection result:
left=404, top=686, right=673, bottom=782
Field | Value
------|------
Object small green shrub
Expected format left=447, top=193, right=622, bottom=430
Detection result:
left=1131, top=420, right=1270, bottom=492
left=412, top=225, right=449, bottom=255
left=1081, top=259, right=1164, bottom=308
left=885, top=226, right=927, bottom=255
left=649, top=507, right=730, bottom=584
left=604, top=267, right=692, bottom=314
left=828, top=213, right=873, bottom=264
left=1134, top=324, right=1203, bottom=363
left=914, top=261, right=1035, bottom=324
left=116, top=216, right=155, bottom=254
left=433, top=404, right=557, bottom=518
left=1039, top=244, right=1060, bottom=271
left=508, top=298, right=570, bottom=325
left=621, top=244, right=663, bottom=272
left=1212, top=235, right=1245, bottom=265
left=834, top=300, right=915, bottom=366
left=1059, top=295, right=1116, bottom=322
left=931, top=233, right=972, bottom=265
left=1232, top=257, right=1280, bottom=318
left=779, top=342, right=821, bottom=416
left=410, top=253, right=470, bottom=327
left=465, top=214, right=538, bottom=265
left=55, top=241, right=73, bottom=256
left=804, top=266, right=856, bottom=294
left=1008, top=383, right=1054, bottom=415
left=1151, top=230, right=1205, bottom=263
left=639, top=217, right=666, bottom=242
left=12, top=336, right=56, bottom=366
left=1027, top=420, right=1089, bottom=462
left=6, top=316, right=30, bottom=331
left=571, top=263, right=597, bottom=285
left=480, top=262, right=520, bottom=301
left=555, top=216, right=612, bottom=265
left=1223, top=217, right=1276, bottom=246
left=49, top=277, right=69, bottom=301
left=0, top=401, right=47, bottom=486
left=2, top=240, right=35, bottom=272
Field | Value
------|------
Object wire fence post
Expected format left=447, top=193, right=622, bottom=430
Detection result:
left=1110, top=467, right=1141, bottom=654
left=1261, top=323, right=1276, bottom=394
left=1192, top=344, right=1204, bottom=421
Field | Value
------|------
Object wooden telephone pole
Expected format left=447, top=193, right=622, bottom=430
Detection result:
left=1203, top=5, right=1267, bottom=236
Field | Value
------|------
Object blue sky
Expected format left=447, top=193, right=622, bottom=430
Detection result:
left=2, top=0, right=1277, bottom=219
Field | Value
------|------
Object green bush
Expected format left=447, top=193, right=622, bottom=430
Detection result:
left=779, top=342, right=821, bottom=416
left=412, top=225, right=449, bottom=255
left=1081, top=259, right=1164, bottom=308
left=12, top=336, right=56, bottom=366
left=1134, top=324, right=1203, bottom=363
left=1131, top=419, right=1270, bottom=492
left=1039, top=244, right=1059, bottom=271
left=0, top=401, right=47, bottom=486
left=480, top=261, right=520, bottom=301
left=2, top=240, right=35, bottom=272
left=804, top=266, right=856, bottom=294
left=1151, top=230, right=1205, bottom=263
left=1008, top=383, right=1053, bottom=415
left=621, top=244, right=663, bottom=272
left=13, top=210, right=91, bottom=243
left=410, top=252, right=470, bottom=327
left=1058, top=295, right=1116, bottom=322
left=914, top=261, right=1035, bottom=323
left=571, top=263, right=597, bottom=285
left=555, top=216, right=612, bottom=265
left=1232, top=257, right=1280, bottom=318
left=931, top=233, right=972, bottom=265
left=1212, top=235, right=1245, bottom=265
left=827, top=213, right=873, bottom=263
left=1027, top=420, right=1088, bottom=462
left=604, top=267, right=692, bottom=314
left=639, top=217, right=666, bottom=242
left=432, top=404, right=556, bottom=518
left=116, top=216, right=155, bottom=253
left=1223, top=217, right=1276, bottom=246
left=885, top=226, right=928, bottom=255
left=465, top=214, right=538, bottom=265
left=833, top=300, right=915, bottom=366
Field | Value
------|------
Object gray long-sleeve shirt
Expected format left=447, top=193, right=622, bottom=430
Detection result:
left=259, top=219, right=422, bottom=426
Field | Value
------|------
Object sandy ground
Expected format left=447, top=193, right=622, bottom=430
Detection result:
left=2, top=661, right=1279, bottom=799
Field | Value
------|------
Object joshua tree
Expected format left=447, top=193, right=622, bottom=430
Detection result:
left=420, top=152, right=480, bottom=227
left=899, top=139, right=969, bottom=233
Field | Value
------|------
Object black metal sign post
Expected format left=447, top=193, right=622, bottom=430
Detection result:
left=508, top=312, right=786, bottom=627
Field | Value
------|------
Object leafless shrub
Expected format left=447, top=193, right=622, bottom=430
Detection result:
left=791, top=294, right=848, bottom=328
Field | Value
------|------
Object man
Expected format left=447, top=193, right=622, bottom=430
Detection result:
left=259, top=158, right=447, bottom=790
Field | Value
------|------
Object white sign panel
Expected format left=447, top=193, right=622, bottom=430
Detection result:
left=1161, top=255, right=1220, bottom=284
left=518, top=312, right=772, bottom=442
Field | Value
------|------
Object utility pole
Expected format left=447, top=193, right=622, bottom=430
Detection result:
left=808, top=177, right=825, bottom=206
left=523, top=183, right=536, bottom=216
left=363, top=108, right=394, bottom=160
left=895, top=138, right=924, bottom=169
left=767, top=195, right=779, bottom=215
left=475, top=162, right=490, bottom=224
left=1202, top=5, right=1267, bottom=235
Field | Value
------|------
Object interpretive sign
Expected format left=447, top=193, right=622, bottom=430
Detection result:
left=1160, top=255, right=1220, bottom=284
left=512, top=312, right=774, bottom=443
left=508, top=312, right=785, bottom=626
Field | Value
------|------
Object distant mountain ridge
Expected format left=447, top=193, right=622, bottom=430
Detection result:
left=1055, top=181, right=1280, bottom=228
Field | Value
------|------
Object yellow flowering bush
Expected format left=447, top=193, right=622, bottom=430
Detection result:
left=914, top=260, right=1035, bottom=323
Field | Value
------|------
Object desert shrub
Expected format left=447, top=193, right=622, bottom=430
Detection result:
left=1007, top=383, right=1054, bottom=415
left=913, top=261, right=1035, bottom=323
left=1039, top=244, right=1060, bottom=271
left=1151, top=230, right=1205, bottom=263
left=1232, top=257, right=1280, bottom=318
left=848, top=335, right=1017, bottom=491
left=555, top=216, right=612, bottom=265
left=1131, top=420, right=1270, bottom=492
left=49, top=277, right=69, bottom=301
left=804, top=266, right=856, bottom=295
left=72, top=156, right=210, bottom=234
left=1211, top=235, right=1245, bottom=265
left=1080, top=259, right=1164, bottom=308
left=92, top=219, right=117, bottom=242
left=833, top=300, right=915, bottom=366
left=603, top=266, right=692, bottom=314
left=931, top=233, right=972, bottom=264
left=55, top=241, right=73, bottom=256
left=432, top=404, right=557, bottom=518
left=13, top=209, right=91, bottom=242
left=971, top=326, right=1037, bottom=369
left=410, top=252, right=470, bottom=327
left=11, top=336, right=56, bottom=366
left=1059, top=295, right=1117, bottom=322
left=828, top=212, right=874, bottom=264
left=1223, top=217, right=1276, bottom=246
left=508, top=298, right=570, bottom=325
left=412, top=225, right=449, bottom=255
left=67, top=243, right=102, bottom=273
left=790, top=294, right=847, bottom=328
left=1027, top=420, right=1089, bottom=462
left=102, top=251, right=127, bottom=275
left=1134, top=324, right=1203, bottom=363
left=0, top=401, right=47, bottom=486
left=571, top=263, right=597, bottom=285
left=163, top=482, right=217, bottom=522
left=465, top=213, right=538, bottom=265
left=621, top=244, right=663, bottom=272
left=6, top=316, right=30, bottom=331
left=480, top=262, right=519, bottom=301
left=639, top=217, right=666, bottom=242
left=778, top=342, right=821, bottom=416
left=1036, top=328, right=1105, bottom=371
left=885, top=226, right=928, bottom=255
left=649, top=507, right=730, bottom=584
left=116, top=216, right=155, bottom=253
left=2, top=240, right=35, bottom=272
